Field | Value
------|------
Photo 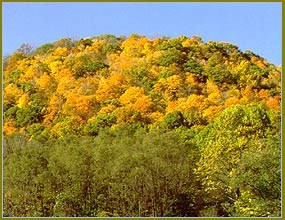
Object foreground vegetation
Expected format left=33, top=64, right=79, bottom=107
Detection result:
left=3, top=34, right=281, bottom=216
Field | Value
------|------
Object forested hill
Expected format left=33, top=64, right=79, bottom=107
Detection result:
left=3, top=34, right=281, bottom=217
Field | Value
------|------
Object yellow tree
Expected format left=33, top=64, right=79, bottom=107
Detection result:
left=96, top=72, right=129, bottom=102
left=205, top=80, right=222, bottom=105
left=4, top=84, right=23, bottom=105
left=4, top=121, right=18, bottom=136
left=154, top=74, right=183, bottom=100
left=119, top=87, right=154, bottom=114
left=266, top=96, right=280, bottom=110
left=115, top=87, right=154, bottom=124
left=62, top=93, right=98, bottom=121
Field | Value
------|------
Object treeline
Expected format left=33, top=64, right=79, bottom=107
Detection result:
left=4, top=104, right=281, bottom=217
left=3, top=34, right=281, bottom=217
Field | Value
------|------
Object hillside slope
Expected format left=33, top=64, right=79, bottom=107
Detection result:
left=3, top=34, right=281, bottom=217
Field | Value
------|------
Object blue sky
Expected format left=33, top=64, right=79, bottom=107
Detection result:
left=2, top=2, right=282, bottom=65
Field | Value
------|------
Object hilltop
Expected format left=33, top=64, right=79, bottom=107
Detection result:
left=3, top=34, right=280, bottom=138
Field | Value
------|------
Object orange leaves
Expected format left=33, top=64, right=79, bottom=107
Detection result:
left=183, top=95, right=206, bottom=110
left=182, top=38, right=199, bottom=48
left=224, top=97, right=240, bottom=108
left=76, top=77, right=99, bottom=95
left=166, top=100, right=181, bottom=113
left=121, top=35, right=149, bottom=57
left=4, top=121, right=17, bottom=136
left=85, top=39, right=105, bottom=54
left=36, top=73, right=53, bottom=91
left=4, top=84, right=23, bottom=104
left=49, top=60, right=63, bottom=75
left=250, top=56, right=267, bottom=68
left=258, top=89, right=271, bottom=100
left=154, top=75, right=183, bottom=100
left=166, top=94, right=206, bottom=113
left=3, top=35, right=281, bottom=137
left=149, top=111, right=164, bottom=123
left=119, top=87, right=145, bottom=105
left=185, top=73, right=198, bottom=86
left=113, top=86, right=155, bottom=124
left=119, top=87, right=153, bottom=114
left=203, top=105, right=224, bottom=122
left=96, top=72, right=129, bottom=102
left=44, top=95, right=65, bottom=123
left=240, top=86, right=256, bottom=104
left=56, top=75, right=75, bottom=96
left=266, top=96, right=280, bottom=110
left=107, top=36, right=154, bottom=73
left=205, top=80, right=222, bottom=105
left=63, top=93, right=97, bottom=119
left=17, top=58, right=42, bottom=82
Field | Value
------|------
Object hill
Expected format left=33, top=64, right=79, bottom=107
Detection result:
left=3, top=34, right=281, bottom=217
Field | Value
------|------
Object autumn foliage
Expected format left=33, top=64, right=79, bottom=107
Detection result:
left=3, top=35, right=281, bottom=217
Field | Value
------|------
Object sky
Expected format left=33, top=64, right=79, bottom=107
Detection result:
left=2, top=2, right=282, bottom=65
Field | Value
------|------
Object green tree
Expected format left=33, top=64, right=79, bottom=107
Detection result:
left=194, top=104, right=276, bottom=216
left=4, top=138, right=52, bottom=216
left=228, top=134, right=281, bottom=216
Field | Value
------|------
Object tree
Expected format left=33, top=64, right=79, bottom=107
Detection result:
left=96, top=72, right=129, bottom=102
left=17, top=43, right=33, bottom=56
left=4, top=138, right=51, bottom=216
left=194, top=104, right=275, bottom=216
left=228, top=134, right=281, bottom=216
left=157, top=48, right=185, bottom=67
left=154, top=75, right=183, bottom=100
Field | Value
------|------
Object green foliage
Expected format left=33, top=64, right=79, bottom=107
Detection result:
left=161, top=110, right=186, bottom=129
left=204, top=64, right=233, bottom=84
left=183, top=57, right=203, bottom=74
left=75, top=61, right=108, bottom=78
left=230, top=134, right=281, bottom=203
left=158, top=37, right=184, bottom=50
left=26, top=124, right=45, bottom=138
left=3, top=34, right=280, bottom=217
left=7, top=69, right=22, bottom=81
left=4, top=127, right=204, bottom=217
left=4, top=106, right=19, bottom=120
left=32, top=43, right=54, bottom=56
left=85, top=114, right=117, bottom=135
left=14, top=94, right=46, bottom=127
left=16, top=81, right=36, bottom=93
left=67, top=54, right=109, bottom=78
left=4, top=138, right=51, bottom=216
left=95, top=34, right=124, bottom=54
left=53, top=37, right=76, bottom=49
left=16, top=105, right=44, bottom=127
left=36, top=63, right=51, bottom=74
left=194, top=104, right=278, bottom=216
left=157, top=48, right=185, bottom=67
left=183, top=110, right=206, bottom=127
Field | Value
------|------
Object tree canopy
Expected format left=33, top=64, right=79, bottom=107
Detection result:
left=3, top=34, right=281, bottom=217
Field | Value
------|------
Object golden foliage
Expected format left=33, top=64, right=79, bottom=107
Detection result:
left=203, top=105, right=224, bottom=122
left=266, top=96, right=280, bottom=110
left=3, top=34, right=281, bottom=137
left=4, top=84, right=23, bottom=104
left=4, top=121, right=17, bottom=136
left=96, top=72, right=129, bottom=102
left=17, top=94, right=29, bottom=108
left=120, top=87, right=154, bottom=114
left=224, top=97, right=240, bottom=107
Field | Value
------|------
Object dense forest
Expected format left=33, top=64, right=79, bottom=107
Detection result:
left=3, top=34, right=281, bottom=217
